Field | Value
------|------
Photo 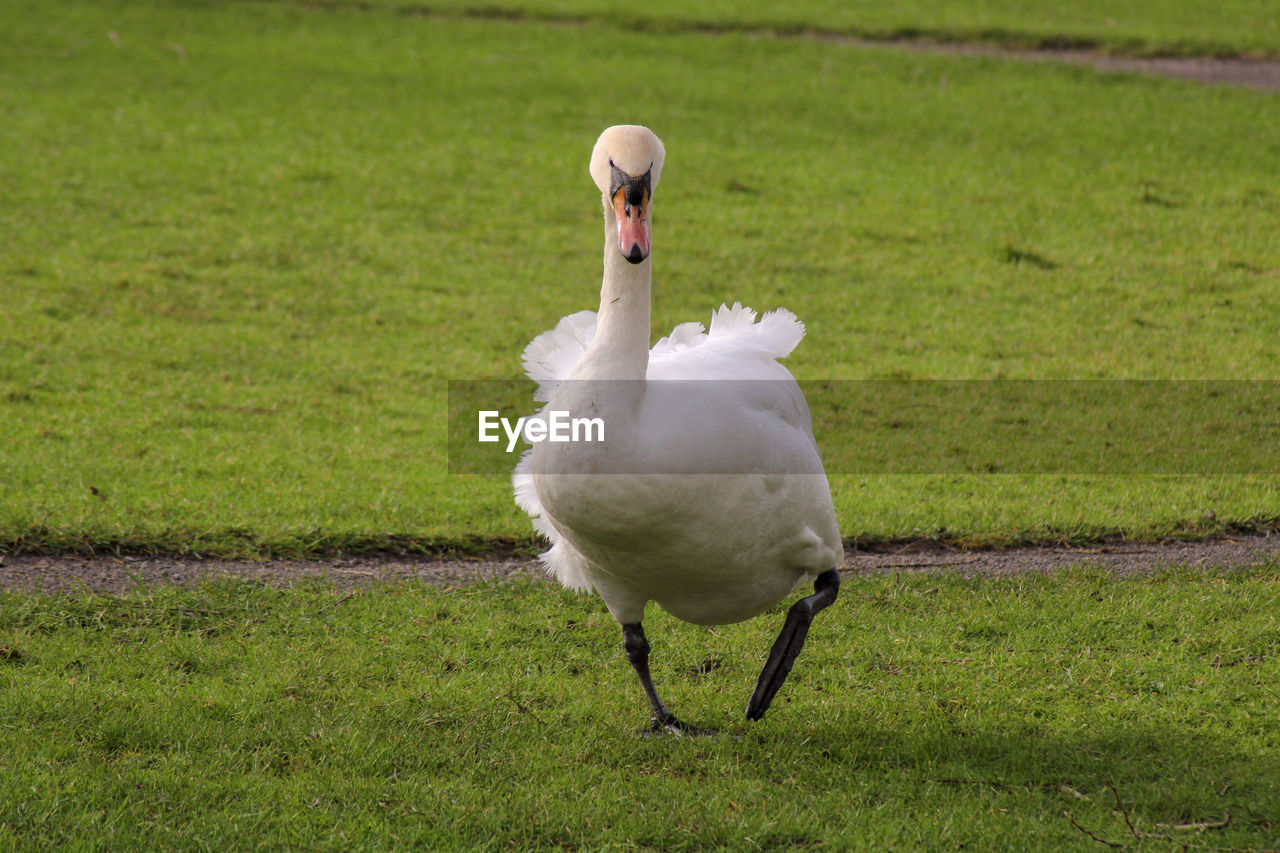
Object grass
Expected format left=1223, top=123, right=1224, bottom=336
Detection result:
left=5, top=6, right=1278, bottom=849
left=2, top=0, right=1280, bottom=557
left=2, top=567, right=1278, bottom=849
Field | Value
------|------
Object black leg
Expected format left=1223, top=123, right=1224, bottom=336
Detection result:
left=746, top=568, right=841, bottom=721
left=622, top=622, right=711, bottom=736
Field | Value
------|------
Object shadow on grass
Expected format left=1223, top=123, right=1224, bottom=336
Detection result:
left=786, top=714, right=1279, bottom=838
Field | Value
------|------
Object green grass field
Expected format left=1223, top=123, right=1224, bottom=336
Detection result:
left=3, top=0, right=1278, bottom=556
left=3, top=568, right=1279, bottom=849
left=4, top=4, right=1280, bottom=849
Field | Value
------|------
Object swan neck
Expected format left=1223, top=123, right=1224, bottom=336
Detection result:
left=585, top=200, right=651, bottom=380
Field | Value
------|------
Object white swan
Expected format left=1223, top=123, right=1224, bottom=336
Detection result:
left=513, top=125, right=842, bottom=733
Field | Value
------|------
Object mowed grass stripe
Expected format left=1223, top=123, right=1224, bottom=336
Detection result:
left=2, top=0, right=1278, bottom=555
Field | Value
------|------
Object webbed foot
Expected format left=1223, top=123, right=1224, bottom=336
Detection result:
left=746, top=568, right=841, bottom=721
left=640, top=714, right=718, bottom=738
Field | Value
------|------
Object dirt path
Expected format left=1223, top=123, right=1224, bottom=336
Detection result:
left=1024, top=51, right=1280, bottom=91
left=878, top=40, right=1280, bottom=91
left=3, top=533, right=1277, bottom=594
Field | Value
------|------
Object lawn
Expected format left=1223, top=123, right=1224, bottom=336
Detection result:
left=2, top=568, right=1278, bottom=849
left=3, top=6, right=1280, bottom=849
left=3, top=0, right=1278, bottom=557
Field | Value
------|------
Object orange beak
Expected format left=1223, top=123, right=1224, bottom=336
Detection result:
left=611, top=175, right=651, bottom=264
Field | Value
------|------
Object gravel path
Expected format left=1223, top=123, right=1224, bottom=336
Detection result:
left=3, top=533, right=1276, bottom=594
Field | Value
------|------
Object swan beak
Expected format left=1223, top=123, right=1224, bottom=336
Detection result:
left=610, top=168, right=652, bottom=265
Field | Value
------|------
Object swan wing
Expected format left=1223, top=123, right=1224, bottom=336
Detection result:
left=521, top=303, right=803, bottom=385
left=646, top=303, right=814, bottom=437
left=648, top=303, right=805, bottom=381
left=521, top=309, right=597, bottom=401
left=513, top=447, right=599, bottom=592
left=651, top=320, right=707, bottom=355
left=708, top=302, right=805, bottom=359
left=515, top=310, right=602, bottom=591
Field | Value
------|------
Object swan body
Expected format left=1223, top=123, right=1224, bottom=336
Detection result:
left=514, top=304, right=840, bottom=625
left=512, top=126, right=842, bottom=731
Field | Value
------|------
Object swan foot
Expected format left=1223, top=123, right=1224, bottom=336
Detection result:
left=622, top=622, right=714, bottom=736
left=639, top=715, right=717, bottom=738
left=745, top=568, right=841, bottom=721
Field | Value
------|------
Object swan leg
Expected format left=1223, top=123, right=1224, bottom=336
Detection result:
left=622, top=622, right=712, bottom=736
left=746, top=568, right=841, bottom=721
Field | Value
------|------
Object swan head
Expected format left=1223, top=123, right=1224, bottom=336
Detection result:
left=589, top=125, right=665, bottom=265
